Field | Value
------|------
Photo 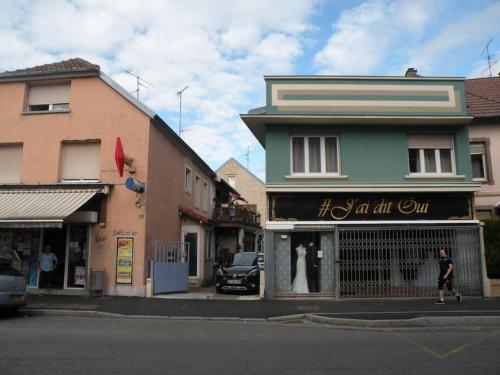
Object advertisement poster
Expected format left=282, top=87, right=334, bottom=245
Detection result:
left=74, top=266, right=86, bottom=286
left=116, top=237, right=134, bottom=284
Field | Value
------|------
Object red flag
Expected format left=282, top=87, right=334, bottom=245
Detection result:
left=115, top=137, right=125, bottom=177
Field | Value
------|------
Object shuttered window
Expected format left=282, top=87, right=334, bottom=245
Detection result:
left=28, top=84, right=70, bottom=112
left=61, top=143, right=100, bottom=181
left=0, top=144, right=22, bottom=183
left=407, top=135, right=455, bottom=174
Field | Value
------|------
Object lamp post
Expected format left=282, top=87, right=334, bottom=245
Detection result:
left=177, top=86, right=189, bottom=135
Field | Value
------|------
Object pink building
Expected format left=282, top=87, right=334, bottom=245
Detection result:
left=466, top=76, right=500, bottom=218
left=0, top=58, right=219, bottom=296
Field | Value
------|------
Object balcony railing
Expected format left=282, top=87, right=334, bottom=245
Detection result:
left=213, top=205, right=261, bottom=226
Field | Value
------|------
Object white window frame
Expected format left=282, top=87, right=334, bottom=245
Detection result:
left=470, top=144, right=488, bottom=182
left=408, top=148, right=456, bottom=175
left=194, top=174, right=201, bottom=209
left=290, top=135, right=340, bottom=175
left=184, top=166, right=192, bottom=194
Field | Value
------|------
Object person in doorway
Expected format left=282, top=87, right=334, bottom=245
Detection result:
left=38, top=244, right=58, bottom=294
left=435, top=248, right=461, bottom=304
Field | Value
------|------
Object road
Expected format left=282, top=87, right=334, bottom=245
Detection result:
left=1, top=315, right=499, bottom=375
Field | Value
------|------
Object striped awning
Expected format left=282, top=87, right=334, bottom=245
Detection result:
left=0, top=189, right=99, bottom=228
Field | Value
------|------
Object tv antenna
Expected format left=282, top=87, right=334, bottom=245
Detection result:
left=480, top=39, right=499, bottom=77
left=177, top=86, right=189, bottom=135
left=126, top=70, right=154, bottom=100
left=239, top=146, right=250, bottom=169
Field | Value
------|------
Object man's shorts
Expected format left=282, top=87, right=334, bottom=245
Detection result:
left=438, top=276, right=454, bottom=291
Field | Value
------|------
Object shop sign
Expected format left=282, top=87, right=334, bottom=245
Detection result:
left=257, top=251, right=264, bottom=271
left=269, top=193, right=473, bottom=222
left=116, top=237, right=134, bottom=284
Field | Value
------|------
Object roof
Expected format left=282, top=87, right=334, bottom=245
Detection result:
left=216, top=157, right=265, bottom=186
left=264, top=75, right=465, bottom=81
left=0, top=58, right=100, bottom=79
left=0, top=188, right=100, bottom=228
left=465, top=76, right=500, bottom=117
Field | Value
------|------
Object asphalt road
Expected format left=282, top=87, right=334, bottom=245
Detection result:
left=1, top=315, right=499, bottom=375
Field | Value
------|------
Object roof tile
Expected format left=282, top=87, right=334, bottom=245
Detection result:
left=0, top=58, right=100, bottom=77
left=465, top=76, right=500, bottom=117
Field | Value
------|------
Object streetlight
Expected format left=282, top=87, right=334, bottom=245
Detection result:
left=177, top=86, right=189, bottom=135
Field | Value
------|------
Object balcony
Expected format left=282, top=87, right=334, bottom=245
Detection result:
left=213, top=204, right=261, bottom=227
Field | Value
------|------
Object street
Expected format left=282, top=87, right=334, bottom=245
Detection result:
left=1, top=315, right=499, bottom=375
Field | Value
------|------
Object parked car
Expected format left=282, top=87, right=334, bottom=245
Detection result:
left=215, top=251, right=259, bottom=293
left=0, top=260, right=27, bottom=314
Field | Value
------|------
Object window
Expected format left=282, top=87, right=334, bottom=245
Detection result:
left=202, top=180, right=209, bottom=212
left=27, top=84, right=70, bottom=112
left=291, top=136, right=339, bottom=174
left=407, top=135, right=455, bottom=174
left=184, top=167, right=192, bottom=194
left=470, top=143, right=487, bottom=181
left=61, top=142, right=100, bottom=181
left=0, top=144, right=22, bottom=183
left=227, top=176, right=236, bottom=188
left=194, top=175, right=201, bottom=208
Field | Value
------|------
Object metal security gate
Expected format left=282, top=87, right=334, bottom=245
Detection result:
left=338, top=225, right=482, bottom=298
left=150, top=241, right=189, bottom=294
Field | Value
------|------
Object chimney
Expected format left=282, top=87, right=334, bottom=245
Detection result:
left=405, top=67, right=418, bottom=77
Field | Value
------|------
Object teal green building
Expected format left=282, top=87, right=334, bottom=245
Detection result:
left=242, top=74, right=484, bottom=299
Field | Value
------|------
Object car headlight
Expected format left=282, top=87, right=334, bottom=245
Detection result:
left=216, top=268, right=224, bottom=276
left=247, top=269, right=258, bottom=277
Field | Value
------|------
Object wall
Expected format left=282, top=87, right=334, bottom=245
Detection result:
left=0, top=77, right=151, bottom=296
left=266, top=125, right=473, bottom=185
left=468, top=120, right=500, bottom=210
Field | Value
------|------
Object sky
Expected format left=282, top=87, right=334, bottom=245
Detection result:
left=1, top=0, right=500, bottom=181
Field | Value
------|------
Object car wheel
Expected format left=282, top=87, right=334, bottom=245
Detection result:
left=216, top=287, right=223, bottom=294
left=10, top=307, right=19, bottom=315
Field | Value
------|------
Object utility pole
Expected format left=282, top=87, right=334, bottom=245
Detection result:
left=177, top=86, right=189, bottom=135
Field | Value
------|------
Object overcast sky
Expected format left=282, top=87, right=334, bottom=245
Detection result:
left=1, top=0, right=500, bottom=180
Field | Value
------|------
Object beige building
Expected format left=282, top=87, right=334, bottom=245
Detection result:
left=466, top=76, right=500, bottom=218
left=0, top=58, right=219, bottom=296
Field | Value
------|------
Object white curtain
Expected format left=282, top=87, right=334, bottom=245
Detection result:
left=325, top=137, right=338, bottom=172
left=292, top=138, right=305, bottom=173
left=308, top=137, right=321, bottom=172
left=439, top=149, right=452, bottom=173
left=424, top=149, right=436, bottom=172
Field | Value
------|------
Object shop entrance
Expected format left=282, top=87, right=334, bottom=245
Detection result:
left=42, top=227, right=67, bottom=289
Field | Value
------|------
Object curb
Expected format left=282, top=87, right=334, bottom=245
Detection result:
left=20, top=308, right=500, bottom=328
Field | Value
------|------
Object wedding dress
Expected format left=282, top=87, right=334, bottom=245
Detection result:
left=292, top=244, right=309, bottom=293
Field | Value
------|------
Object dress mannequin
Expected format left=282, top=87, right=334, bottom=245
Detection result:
left=306, top=242, right=319, bottom=292
left=292, top=244, right=309, bottom=293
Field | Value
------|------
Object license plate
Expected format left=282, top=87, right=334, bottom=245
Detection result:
left=10, top=295, right=23, bottom=301
left=227, top=279, right=241, bottom=285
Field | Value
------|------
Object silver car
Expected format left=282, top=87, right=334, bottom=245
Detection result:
left=0, top=261, right=27, bottom=313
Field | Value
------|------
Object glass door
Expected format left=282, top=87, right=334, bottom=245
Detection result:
left=65, top=225, right=89, bottom=288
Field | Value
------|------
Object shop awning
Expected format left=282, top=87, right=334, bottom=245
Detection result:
left=0, top=188, right=100, bottom=228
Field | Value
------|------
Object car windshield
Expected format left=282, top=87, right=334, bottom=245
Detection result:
left=0, top=264, right=21, bottom=276
left=231, top=252, right=256, bottom=266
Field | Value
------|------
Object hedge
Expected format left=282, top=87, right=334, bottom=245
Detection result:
left=483, top=219, right=500, bottom=278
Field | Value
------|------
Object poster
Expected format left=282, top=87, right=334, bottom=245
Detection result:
left=74, top=266, right=86, bottom=286
left=116, top=237, right=133, bottom=284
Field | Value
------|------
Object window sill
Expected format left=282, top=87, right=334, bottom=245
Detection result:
left=285, top=174, right=348, bottom=180
left=22, top=109, right=71, bottom=115
left=405, top=174, right=465, bottom=180
left=61, top=179, right=101, bottom=183
left=473, top=178, right=489, bottom=184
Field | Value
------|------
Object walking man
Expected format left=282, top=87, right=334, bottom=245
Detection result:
left=38, top=244, right=58, bottom=294
left=435, top=248, right=461, bottom=304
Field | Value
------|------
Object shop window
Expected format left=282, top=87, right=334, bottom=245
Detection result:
left=407, top=135, right=455, bottom=174
left=291, top=135, right=339, bottom=174
left=61, top=142, right=101, bottom=182
left=0, top=144, right=22, bottom=183
left=27, top=84, right=70, bottom=112
left=67, top=225, right=88, bottom=288
left=184, top=166, right=192, bottom=194
left=470, top=142, right=488, bottom=181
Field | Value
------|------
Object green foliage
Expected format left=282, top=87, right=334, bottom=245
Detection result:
left=483, top=219, right=500, bottom=278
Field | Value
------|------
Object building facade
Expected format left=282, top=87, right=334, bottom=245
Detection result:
left=465, top=76, right=500, bottom=219
left=242, top=74, right=485, bottom=299
left=216, top=157, right=265, bottom=253
left=0, top=58, right=218, bottom=296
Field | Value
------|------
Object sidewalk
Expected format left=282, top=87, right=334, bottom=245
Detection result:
left=23, top=294, right=500, bottom=324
